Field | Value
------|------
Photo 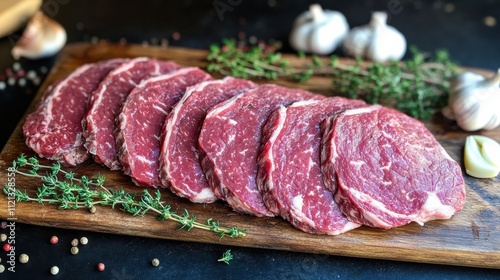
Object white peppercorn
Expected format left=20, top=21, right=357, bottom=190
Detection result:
left=19, top=253, right=29, bottom=264
left=50, top=266, right=59, bottom=275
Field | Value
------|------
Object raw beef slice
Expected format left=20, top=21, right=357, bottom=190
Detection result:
left=23, top=58, right=126, bottom=166
left=320, top=105, right=466, bottom=229
left=257, top=98, right=366, bottom=235
left=84, top=57, right=180, bottom=170
left=117, top=68, right=212, bottom=188
left=198, top=85, right=321, bottom=217
left=160, top=77, right=257, bottom=203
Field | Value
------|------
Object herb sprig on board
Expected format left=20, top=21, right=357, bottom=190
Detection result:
left=4, top=154, right=246, bottom=239
left=206, top=39, right=457, bottom=119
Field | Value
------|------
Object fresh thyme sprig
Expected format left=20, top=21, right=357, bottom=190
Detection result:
left=218, top=249, right=233, bottom=265
left=4, top=154, right=246, bottom=239
left=206, top=39, right=458, bottom=119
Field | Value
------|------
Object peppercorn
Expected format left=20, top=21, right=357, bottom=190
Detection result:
left=50, top=236, right=58, bottom=244
left=71, top=246, right=79, bottom=255
left=19, top=253, right=29, bottom=264
left=97, top=262, right=105, bottom=271
left=151, top=258, right=160, bottom=267
left=0, top=264, right=5, bottom=273
left=89, top=206, right=96, bottom=214
left=80, top=237, right=88, bottom=245
left=0, top=221, right=6, bottom=229
left=50, top=266, right=59, bottom=275
left=3, top=244, right=11, bottom=252
left=71, top=238, right=79, bottom=247
left=0, top=233, right=7, bottom=242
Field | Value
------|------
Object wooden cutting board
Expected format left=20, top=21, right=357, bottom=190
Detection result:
left=1, top=43, right=499, bottom=269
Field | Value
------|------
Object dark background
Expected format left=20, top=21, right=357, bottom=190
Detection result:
left=0, top=0, right=499, bottom=279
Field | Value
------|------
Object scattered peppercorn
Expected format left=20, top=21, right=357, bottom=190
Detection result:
left=80, top=237, right=88, bottom=245
left=0, top=264, right=5, bottom=273
left=18, top=78, right=27, bottom=87
left=0, top=233, right=7, bottom=242
left=172, top=32, right=181, bottom=41
left=97, top=262, right=105, bottom=271
left=71, top=246, right=79, bottom=255
left=50, top=236, right=58, bottom=244
left=50, top=266, right=59, bottom=275
left=12, top=62, right=21, bottom=72
left=89, top=206, right=96, bottom=214
left=151, top=258, right=160, bottom=267
left=71, top=238, right=79, bottom=247
left=19, top=254, right=29, bottom=264
left=0, top=221, right=6, bottom=229
left=3, top=244, right=11, bottom=252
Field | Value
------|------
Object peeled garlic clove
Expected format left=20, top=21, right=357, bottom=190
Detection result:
left=11, top=11, right=66, bottom=60
left=473, top=135, right=500, bottom=169
left=464, top=135, right=500, bottom=178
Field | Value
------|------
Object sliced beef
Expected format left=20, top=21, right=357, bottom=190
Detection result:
left=198, top=85, right=321, bottom=217
left=160, top=77, right=257, bottom=203
left=321, top=105, right=466, bottom=229
left=84, top=57, right=180, bottom=170
left=117, top=68, right=212, bottom=188
left=257, top=98, right=366, bottom=235
left=23, top=59, right=126, bottom=166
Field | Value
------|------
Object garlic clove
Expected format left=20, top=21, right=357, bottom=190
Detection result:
left=11, top=11, right=66, bottom=60
left=473, top=135, right=500, bottom=169
left=464, top=135, right=500, bottom=178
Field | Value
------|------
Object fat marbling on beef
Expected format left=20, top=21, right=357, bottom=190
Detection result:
left=160, top=77, right=257, bottom=203
left=320, top=105, right=466, bottom=229
left=198, top=85, right=321, bottom=217
left=23, top=59, right=126, bottom=166
left=257, top=98, right=366, bottom=235
left=117, top=67, right=212, bottom=188
left=84, top=57, right=180, bottom=170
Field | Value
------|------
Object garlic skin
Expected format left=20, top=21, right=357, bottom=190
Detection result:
left=11, top=11, right=67, bottom=60
left=289, top=4, right=349, bottom=55
left=443, top=69, right=500, bottom=131
left=464, top=135, right=500, bottom=178
left=343, top=12, right=406, bottom=63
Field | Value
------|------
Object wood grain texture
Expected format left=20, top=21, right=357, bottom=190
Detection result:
left=0, top=43, right=499, bottom=269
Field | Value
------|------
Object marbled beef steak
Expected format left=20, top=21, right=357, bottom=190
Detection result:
left=23, top=58, right=126, bottom=166
left=320, top=105, right=466, bottom=229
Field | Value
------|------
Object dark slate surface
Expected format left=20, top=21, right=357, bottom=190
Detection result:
left=1, top=0, right=499, bottom=279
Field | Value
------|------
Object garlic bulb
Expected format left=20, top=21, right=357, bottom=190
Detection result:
left=443, top=69, right=500, bottom=131
left=343, top=12, right=406, bottom=62
left=11, top=11, right=67, bottom=60
left=464, top=135, right=500, bottom=178
left=289, top=4, right=349, bottom=55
